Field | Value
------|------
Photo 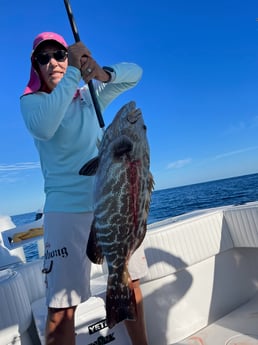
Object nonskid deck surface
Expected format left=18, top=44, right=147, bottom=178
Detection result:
left=176, top=292, right=258, bottom=345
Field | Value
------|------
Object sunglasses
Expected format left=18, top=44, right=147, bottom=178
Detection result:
left=35, top=50, right=68, bottom=65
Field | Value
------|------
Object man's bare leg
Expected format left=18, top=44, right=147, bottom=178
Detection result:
left=124, top=279, right=148, bottom=345
left=45, top=306, right=77, bottom=345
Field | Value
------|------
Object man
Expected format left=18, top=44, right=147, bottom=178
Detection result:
left=20, top=32, right=148, bottom=345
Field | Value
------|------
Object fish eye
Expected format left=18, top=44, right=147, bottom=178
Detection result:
left=143, top=125, right=147, bottom=130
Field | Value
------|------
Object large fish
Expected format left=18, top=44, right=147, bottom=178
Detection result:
left=79, top=101, right=154, bottom=328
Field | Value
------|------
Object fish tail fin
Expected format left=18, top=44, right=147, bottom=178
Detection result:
left=106, top=268, right=137, bottom=328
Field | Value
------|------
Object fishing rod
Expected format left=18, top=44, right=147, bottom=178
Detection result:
left=64, top=0, right=105, bottom=129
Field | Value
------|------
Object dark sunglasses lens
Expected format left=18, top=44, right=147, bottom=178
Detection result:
left=36, top=53, right=50, bottom=65
left=54, top=50, right=67, bottom=61
left=36, top=50, right=67, bottom=65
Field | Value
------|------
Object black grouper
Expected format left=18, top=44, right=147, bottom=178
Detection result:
left=79, top=101, right=154, bottom=328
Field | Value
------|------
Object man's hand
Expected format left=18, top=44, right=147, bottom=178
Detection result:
left=81, top=56, right=110, bottom=83
left=67, top=41, right=110, bottom=83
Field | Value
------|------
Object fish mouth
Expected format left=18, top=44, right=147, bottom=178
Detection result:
left=127, top=108, right=142, bottom=124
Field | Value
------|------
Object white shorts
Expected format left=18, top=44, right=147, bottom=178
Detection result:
left=43, top=212, right=148, bottom=308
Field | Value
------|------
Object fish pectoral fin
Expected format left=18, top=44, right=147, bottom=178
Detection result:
left=113, top=136, right=133, bottom=158
left=79, top=157, right=100, bottom=176
left=86, top=224, right=104, bottom=264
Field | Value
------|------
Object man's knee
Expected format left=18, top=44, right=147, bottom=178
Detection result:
left=131, top=279, right=140, bottom=289
left=48, top=306, right=77, bottom=322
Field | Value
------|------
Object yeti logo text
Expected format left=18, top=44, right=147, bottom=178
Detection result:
left=88, top=319, right=107, bottom=334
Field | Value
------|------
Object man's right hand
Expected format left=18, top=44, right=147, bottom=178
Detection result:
left=67, top=41, right=91, bottom=70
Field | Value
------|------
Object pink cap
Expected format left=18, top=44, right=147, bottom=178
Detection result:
left=23, top=32, right=68, bottom=95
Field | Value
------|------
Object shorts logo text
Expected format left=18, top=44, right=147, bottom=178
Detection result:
left=45, top=246, right=68, bottom=259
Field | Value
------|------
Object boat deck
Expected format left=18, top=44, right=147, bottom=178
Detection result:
left=31, top=289, right=258, bottom=345
left=177, top=292, right=258, bottom=344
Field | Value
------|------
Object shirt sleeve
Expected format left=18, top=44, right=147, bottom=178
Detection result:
left=94, top=62, right=143, bottom=111
left=20, top=67, right=81, bottom=140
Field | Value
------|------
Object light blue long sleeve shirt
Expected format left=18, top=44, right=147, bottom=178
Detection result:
left=20, top=63, right=142, bottom=213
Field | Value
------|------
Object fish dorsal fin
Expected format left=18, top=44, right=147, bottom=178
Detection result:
left=113, top=136, right=133, bottom=158
left=79, top=157, right=100, bottom=176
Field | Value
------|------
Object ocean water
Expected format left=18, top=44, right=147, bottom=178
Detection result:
left=12, top=172, right=258, bottom=226
left=148, top=172, right=258, bottom=224
left=11, top=173, right=258, bottom=260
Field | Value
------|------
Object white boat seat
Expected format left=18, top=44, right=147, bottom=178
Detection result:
left=143, top=210, right=233, bottom=283
left=15, top=259, right=45, bottom=303
left=0, top=270, right=32, bottom=345
left=140, top=207, right=258, bottom=344
left=224, top=205, right=258, bottom=247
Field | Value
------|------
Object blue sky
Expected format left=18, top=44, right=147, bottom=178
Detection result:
left=1, top=0, right=258, bottom=215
